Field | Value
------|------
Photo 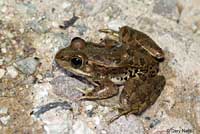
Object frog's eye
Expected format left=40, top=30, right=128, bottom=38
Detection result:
left=70, top=37, right=85, bottom=50
left=71, top=57, right=83, bottom=68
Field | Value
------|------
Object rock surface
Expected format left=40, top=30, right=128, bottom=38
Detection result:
left=0, top=0, right=200, bottom=134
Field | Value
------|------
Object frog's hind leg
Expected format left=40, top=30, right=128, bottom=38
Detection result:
left=99, top=29, right=119, bottom=39
left=109, top=75, right=166, bottom=124
left=119, top=26, right=165, bottom=60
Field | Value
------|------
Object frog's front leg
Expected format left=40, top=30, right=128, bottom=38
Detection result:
left=78, top=79, right=119, bottom=100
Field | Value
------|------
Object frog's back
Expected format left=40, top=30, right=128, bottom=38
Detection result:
left=85, top=42, right=132, bottom=67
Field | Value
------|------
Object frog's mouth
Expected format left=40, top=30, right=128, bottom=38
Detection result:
left=67, top=67, right=91, bottom=77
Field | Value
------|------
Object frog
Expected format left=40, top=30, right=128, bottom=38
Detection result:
left=55, top=26, right=166, bottom=123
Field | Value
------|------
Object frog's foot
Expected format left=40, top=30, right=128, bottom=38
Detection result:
left=99, top=29, right=119, bottom=39
left=108, top=106, right=142, bottom=124
left=108, top=110, right=132, bottom=124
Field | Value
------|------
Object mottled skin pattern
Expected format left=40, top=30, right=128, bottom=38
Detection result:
left=55, top=26, right=165, bottom=123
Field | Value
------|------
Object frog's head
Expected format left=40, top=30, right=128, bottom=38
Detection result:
left=55, top=37, right=93, bottom=77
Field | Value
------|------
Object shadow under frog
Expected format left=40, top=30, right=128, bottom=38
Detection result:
left=55, top=26, right=166, bottom=123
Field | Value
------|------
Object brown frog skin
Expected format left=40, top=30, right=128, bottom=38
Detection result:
left=55, top=26, right=165, bottom=123
left=100, top=26, right=164, bottom=60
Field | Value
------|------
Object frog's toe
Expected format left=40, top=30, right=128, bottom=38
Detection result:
left=75, top=87, right=93, bottom=95
left=108, top=110, right=132, bottom=124
left=77, top=95, right=99, bottom=101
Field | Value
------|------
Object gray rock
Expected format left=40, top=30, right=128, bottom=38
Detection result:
left=0, top=107, right=8, bottom=114
left=153, top=0, right=177, bottom=17
left=0, top=69, right=5, bottom=79
left=72, top=120, right=95, bottom=134
left=149, top=119, right=161, bottom=128
left=0, top=115, right=10, bottom=125
left=15, top=57, right=40, bottom=75
left=16, top=2, right=37, bottom=17
left=50, top=75, right=90, bottom=100
left=32, top=101, right=72, bottom=118
left=76, top=24, right=88, bottom=35
left=27, top=20, right=49, bottom=33
left=108, top=115, right=144, bottom=134
left=32, top=82, right=52, bottom=105
left=40, top=108, right=73, bottom=134
left=6, top=66, right=18, bottom=78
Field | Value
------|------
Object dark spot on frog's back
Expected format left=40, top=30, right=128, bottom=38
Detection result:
left=139, top=57, right=146, bottom=66
left=93, top=55, right=102, bottom=61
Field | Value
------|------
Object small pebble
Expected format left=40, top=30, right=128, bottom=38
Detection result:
left=0, top=69, right=5, bottom=79
left=0, top=115, right=10, bottom=125
left=85, top=104, right=95, bottom=117
left=101, top=130, right=107, bottom=134
left=149, top=119, right=161, bottom=128
left=1, top=6, right=7, bottom=13
left=0, top=59, right=3, bottom=65
left=1, top=47, right=7, bottom=53
left=19, top=28, right=24, bottom=33
left=85, top=105, right=94, bottom=111
left=51, top=21, right=59, bottom=28
left=62, top=2, right=71, bottom=9
left=36, top=74, right=43, bottom=80
left=72, top=120, right=94, bottom=134
left=6, top=66, right=18, bottom=78
left=15, top=57, right=40, bottom=75
left=6, top=32, right=14, bottom=38
left=144, top=116, right=151, bottom=120
left=0, top=107, right=8, bottom=114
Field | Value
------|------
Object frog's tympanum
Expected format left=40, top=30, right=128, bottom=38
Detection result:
left=55, top=26, right=166, bottom=123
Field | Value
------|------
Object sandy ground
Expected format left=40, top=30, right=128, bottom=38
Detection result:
left=0, top=0, right=200, bottom=134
